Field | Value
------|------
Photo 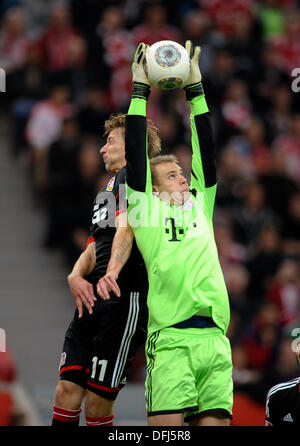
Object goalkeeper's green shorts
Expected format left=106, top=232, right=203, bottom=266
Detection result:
left=145, top=326, right=233, bottom=421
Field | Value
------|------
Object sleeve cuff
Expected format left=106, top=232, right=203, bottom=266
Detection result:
left=128, top=97, right=147, bottom=116
left=190, top=94, right=209, bottom=116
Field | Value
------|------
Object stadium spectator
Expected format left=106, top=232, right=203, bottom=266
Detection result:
left=271, top=113, right=300, bottom=185
left=225, top=263, right=252, bottom=324
left=265, top=83, right=293, bottom=141
left=37, top=2, right=79, bottom=75
left=267, top=259, right=300, bottom=327
left=77, top=85, right=110, bottom=137
left=220, top=79, right=253, bottom=136
left=46, top=136, right=101, bottom=265
left=256, top=0, right=285, bottom=39
left=203, top=45, right=238, bottom=110
left=132, top=2, right=182, bottom=46
left=181, top=9, right=215, bottom=75
left=231, top=179, right=276, bottom=246
left=226, top=8, right=262, bottom=81
left=18, top=0, right=53, bottom=39
left=87, top=6, right=134, bottom=110
left=44, top=117, right=81, bottom=249
left=242, top=301, right=282, bottom=371
left=229, top=118, right=272, bottom=175
left=215, top=146, right=253, bottom=209
left=271, top=11, right=300, bottom=75
left=202, top=0, right=254, bottom=39
left=7, top=42, right=47, bottom=154
left=60, top=35, right=91, bottom=105
left=25, top=83, right=74, bottom=196
left=246, top=223, right=283, bottom=302
left=231, top=343, right=261, bottom=394
left=214, top=214, right=247, bottom=272
left=0, top=6, right=29, bottom=74
left=281, top=191, right=300, bottom=255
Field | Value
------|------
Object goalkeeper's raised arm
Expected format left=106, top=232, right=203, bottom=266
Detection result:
left=183, top=41, right=217, bottom=219
left=125, top=43, right=153, bottom=197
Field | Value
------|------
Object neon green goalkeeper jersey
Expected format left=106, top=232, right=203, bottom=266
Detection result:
left=125, top=94, right=230, bottom=335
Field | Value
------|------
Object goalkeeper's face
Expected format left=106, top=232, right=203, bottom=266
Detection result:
left=100, top=128, right=126, bottom=173
left=152, top=162, right=190, bottom=205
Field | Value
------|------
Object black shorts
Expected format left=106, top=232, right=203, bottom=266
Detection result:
left=58, top=291, right=148, bottom=400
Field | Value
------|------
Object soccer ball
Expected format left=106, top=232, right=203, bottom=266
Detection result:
left=144, top=40, right=190, bottom=90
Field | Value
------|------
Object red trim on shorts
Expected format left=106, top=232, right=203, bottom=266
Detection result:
left=86, top=236, right=95, bottom=247
left=59, top=365, right=84, bottom=375
left=87, top=380, right=121, bottom=392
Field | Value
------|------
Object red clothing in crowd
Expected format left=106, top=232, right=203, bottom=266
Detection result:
left=202, top=0, right=253, bottom=38
left=38, top=27, right=78, bottom=72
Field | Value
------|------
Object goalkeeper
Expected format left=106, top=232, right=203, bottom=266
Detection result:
left=97, top=41, right=233, bottom=426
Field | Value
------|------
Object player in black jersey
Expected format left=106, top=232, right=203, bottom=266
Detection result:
left=51, top=113, right=161, bottom=427
left=265, top=341, right=300, bottom=425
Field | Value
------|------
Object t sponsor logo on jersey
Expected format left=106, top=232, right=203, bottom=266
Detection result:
left=106, top=176, right=115, bottom=191
left=59, top=352, right=67, bottom=370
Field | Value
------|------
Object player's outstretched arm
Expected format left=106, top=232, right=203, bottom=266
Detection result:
left=67, top=241, right=97, bottom=317
left=125, top=43, right=153, bottom=195
left=97, top=213, right=134, bottom=300
left=183, top=40, right=217, bottom=218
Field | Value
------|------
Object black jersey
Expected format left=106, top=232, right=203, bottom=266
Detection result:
left=265, top=377, right=300, bottom=425
left=86, top=166, right=148, bottom=301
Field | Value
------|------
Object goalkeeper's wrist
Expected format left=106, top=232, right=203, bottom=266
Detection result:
left=131, top=82, right=151, bottom=101
left=184, top=82, right=204, bottom=101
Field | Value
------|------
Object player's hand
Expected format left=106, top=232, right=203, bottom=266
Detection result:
left=97, top=271, right=121, bottom=301
left=67, top=274, right=97, bottom=318
left=132, top=42, right=150, bottom=86
left=182, top=40, right=202, bottom=88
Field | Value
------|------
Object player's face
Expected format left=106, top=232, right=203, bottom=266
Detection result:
left=153, top=162, right=190, bottom=205
left=100, top=128, right=126, bottom=173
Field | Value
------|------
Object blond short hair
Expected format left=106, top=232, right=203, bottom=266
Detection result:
left=104, top=113, right=161, bottom=158
left=149, top=154, right=179, bottom=185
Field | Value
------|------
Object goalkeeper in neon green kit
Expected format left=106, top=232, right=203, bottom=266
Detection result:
left=97, top=42, right=233, bottom=426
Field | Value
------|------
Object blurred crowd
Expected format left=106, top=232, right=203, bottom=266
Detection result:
left=1, top=0, right=300, bottom=417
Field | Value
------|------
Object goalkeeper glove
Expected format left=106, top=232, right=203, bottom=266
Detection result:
left=131, top=42, right=151, bottom=101
left=183, top=40, right=204, bottom=101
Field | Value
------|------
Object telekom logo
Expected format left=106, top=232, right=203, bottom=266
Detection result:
left=0, top=68, right=6, bottom=92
